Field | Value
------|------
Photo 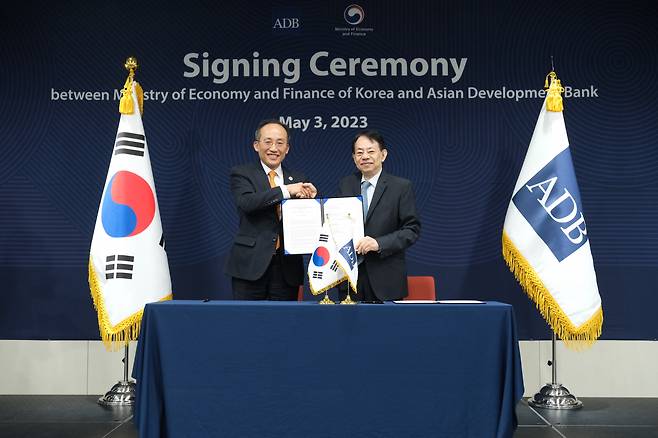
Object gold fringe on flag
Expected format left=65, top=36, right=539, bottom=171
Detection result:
left=88, top=259, right=172, bottom=351
left=502, top=232, right=603, bottom=350
left=544, top=71, right=565, bottom=112
left=309, top=275, right=347, bottom=296
left=308, top=259, right=358, bottom=297
left=118, top=57, right=144, bottom=115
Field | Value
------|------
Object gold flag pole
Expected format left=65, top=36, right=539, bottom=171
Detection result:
left=317, top=213, right=337, bottom=304
left=338, top=212, right=357, bottom=305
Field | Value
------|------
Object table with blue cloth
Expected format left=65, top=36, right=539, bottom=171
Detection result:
left=133, top=300, right=524, bottom=438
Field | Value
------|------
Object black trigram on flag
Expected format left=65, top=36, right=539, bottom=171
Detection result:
left=105, top=254, right=135, bottom=279
left=114, top=132, right=145, bottom=157
left=319, top=234, right=329, bottom=242
left=330, top=260, right=339, bottom=272
left=159, top=233, right=165, bottom=249
left=312, top=271, right=323, bottom=279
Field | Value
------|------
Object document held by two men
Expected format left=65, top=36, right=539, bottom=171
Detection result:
left=281, top=197, right=364, bottom=255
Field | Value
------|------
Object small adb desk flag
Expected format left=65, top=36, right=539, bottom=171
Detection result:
left=308, top=215, right=358, bottom=303
left=502, top=71, right=602, bottom=349
left=89, top=58, right=172, bottom=350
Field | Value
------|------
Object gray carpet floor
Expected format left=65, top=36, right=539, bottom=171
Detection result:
left=1, top=396, right=657, bottom=437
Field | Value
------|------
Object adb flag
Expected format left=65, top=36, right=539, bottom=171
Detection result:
left=336, top=237, right=358, bottom=293
left=89, top=67, right=172, bottom=350
left=502, top=72, right=602, bottom=348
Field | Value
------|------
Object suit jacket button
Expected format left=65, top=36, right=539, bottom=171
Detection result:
left=272, top=238, right=276, bottom=242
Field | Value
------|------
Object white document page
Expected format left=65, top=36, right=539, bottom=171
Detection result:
left=281, top=199, right=322, bottom=254
left=323, top=197, right=364, bottom=247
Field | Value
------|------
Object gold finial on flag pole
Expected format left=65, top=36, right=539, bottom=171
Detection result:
left=544, top=70, right=564, bottom=112
left=125, top=56, right=138, bottom=71
left=119, top=56, right=144, bottom=115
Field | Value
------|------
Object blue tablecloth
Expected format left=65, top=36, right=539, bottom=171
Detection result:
left=133, top=301, right=524, bottom=438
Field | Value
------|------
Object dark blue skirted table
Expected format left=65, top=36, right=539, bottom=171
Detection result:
left=133, top=301, right=524, bottom=438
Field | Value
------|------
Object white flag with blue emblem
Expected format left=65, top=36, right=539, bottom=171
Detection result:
left=89, top=75, right=172, bottom=350
left=502, top=73, right=602, bottom=348
left=335, top=236, right=358, bottom=293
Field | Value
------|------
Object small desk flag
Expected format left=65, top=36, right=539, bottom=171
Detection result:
left=89, top=61, right=172, bottom=350
left=502, top=72, right=603, bottom=348
left=308, top=218, right=358, bottom=295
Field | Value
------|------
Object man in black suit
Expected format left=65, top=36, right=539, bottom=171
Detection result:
left=225, top=120, right=317, bottom=300
left=338, top=130, right=420, bottom=301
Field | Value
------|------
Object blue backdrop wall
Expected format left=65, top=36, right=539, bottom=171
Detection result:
left=1, top=0, right=656, bottom=340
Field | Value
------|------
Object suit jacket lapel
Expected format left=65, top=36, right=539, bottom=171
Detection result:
left=282, top=166, right=297, bottom=184
left=252, top=162, right=271, bottom=191
left=366, top=172, right=387, bottom=223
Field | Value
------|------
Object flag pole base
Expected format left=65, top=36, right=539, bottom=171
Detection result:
left=98, top=380, right=136, bottom=407
left=340, top=294, right=357, bottom=305
left=528, top=383, right=582, bottom=410
left=318, top=293, right=335, bottom=305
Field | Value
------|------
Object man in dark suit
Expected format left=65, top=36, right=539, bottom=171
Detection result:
left=338, top=130, right=420, bottom=301
left=226, top=120, right=317, bottom=300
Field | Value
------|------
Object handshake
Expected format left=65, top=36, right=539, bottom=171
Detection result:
left=286, top=182, right=317, bottom=199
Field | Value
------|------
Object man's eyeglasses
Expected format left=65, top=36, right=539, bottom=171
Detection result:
left=258, top=139, right=287, bottom=148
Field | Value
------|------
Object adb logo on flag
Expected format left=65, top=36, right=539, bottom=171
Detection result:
left=101, top=171, right=155, bottom=238
left=338, top=240, right=357, bottom=269
left=513, top=148, right=588, bottom=262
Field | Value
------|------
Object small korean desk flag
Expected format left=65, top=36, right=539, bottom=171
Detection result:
left=308, top=217, right=358, bottom=296
left=89, top=59, right=172, bottom=350
left=502, top=72, right=602, bottom=348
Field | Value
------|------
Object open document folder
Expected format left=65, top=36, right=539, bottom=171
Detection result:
left=281, top=197, right=364, bottom=254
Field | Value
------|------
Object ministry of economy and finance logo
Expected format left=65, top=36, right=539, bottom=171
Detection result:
left=272, top=7, right=301, bottom=34
left=344, top=4, right=364, bottom=25
left=335, top=4, right=373, bottom=37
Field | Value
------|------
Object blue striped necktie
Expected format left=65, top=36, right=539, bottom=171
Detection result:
left=361, top=180, right=371, bottom=222
left=358, top=180, right=371, bottom=265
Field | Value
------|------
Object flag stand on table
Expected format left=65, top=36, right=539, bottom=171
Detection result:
left=89, top=57, right=173, bottom=406
left=502, top=71, right=603, bottom=410
left=307, top=212, right=359, bottom=305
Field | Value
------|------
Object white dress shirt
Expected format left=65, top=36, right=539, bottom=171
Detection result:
left=261, top=161, right=290, bottom=198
